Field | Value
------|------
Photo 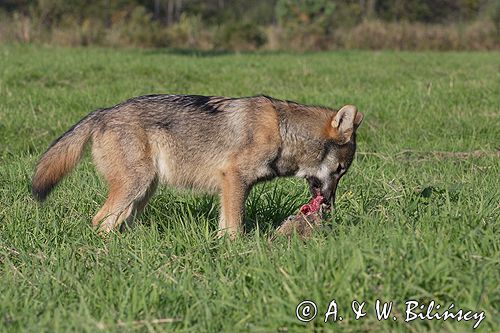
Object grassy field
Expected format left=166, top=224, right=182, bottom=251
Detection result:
left=0, top=45, right=499, bottom=332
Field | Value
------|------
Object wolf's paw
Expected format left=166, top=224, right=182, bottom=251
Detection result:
left=216, top=228, right=239, bottom=240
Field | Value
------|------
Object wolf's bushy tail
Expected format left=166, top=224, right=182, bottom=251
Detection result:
left=32, top=111, right=100, bottom=201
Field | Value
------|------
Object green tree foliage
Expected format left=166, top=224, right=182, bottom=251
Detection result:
left=0, top=0, right=494, bottom=27
left=0, top=0, right=497, bottom=50
left=374, top=0, right=484, bottom=23
left=276, top=0, right=335, bottom=34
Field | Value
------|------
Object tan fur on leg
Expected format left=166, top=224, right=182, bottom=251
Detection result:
left=91, top=128, right=156, bottom=233
left=218, top=165, right=247, bottom=238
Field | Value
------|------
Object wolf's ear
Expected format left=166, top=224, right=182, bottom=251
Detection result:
left=354, top=110, right=364, bottom=130
left=331, top=105, right=362, bottom=144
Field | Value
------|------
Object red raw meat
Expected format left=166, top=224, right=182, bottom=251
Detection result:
left=299, top=194, right=325, bottom=215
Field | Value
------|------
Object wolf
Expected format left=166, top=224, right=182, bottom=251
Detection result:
left=31, top=94, right=363, bottom=236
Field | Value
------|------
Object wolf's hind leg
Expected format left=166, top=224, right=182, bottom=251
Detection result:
left=91, top=129, right=156, bottom=233
left=92, top=173, right=157, bottom=233
left=120, top=177, right=158, bottom=231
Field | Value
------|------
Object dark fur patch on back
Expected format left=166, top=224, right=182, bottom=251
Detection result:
left=152, top=119, right=173, bottom=130
left=180, top=95, right=224, bottom=114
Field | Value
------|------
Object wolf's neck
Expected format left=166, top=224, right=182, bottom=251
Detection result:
left=272, top=102, right=330, bottom=177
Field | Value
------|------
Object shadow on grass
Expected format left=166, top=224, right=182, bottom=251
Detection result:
left=244, top=183, right=306, bottom=233
left=140, top=192, right=219, bottom=233
left=137, top=184, right=307, bottom=235
left=142, top=48, right=300, bottom=58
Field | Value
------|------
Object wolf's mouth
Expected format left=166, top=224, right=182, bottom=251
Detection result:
left=306, top=176, right=330, bottom=206
left=306, top=176, right=322, bottom=194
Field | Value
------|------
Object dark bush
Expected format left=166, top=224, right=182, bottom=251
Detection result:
left=215, top=22, right=267, bottom=51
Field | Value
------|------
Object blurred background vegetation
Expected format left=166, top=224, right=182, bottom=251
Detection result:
left=1, top=0, right=499, bottom=50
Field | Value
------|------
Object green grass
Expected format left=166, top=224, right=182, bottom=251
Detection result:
left=0, top=45, right=499, bottom=332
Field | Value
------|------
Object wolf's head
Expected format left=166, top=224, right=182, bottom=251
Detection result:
left=304, top=105, right=364, bottom=208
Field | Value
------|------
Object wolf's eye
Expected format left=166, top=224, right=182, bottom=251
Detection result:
left=333, top=163, right=346, bottom=177
left=333, top=164, right=342, bottom=176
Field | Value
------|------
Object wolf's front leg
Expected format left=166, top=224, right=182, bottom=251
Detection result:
left=218, top=167, right=249, bottom=238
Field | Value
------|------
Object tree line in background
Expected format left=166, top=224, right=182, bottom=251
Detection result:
left=1, top=0, right=499, bottom=50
